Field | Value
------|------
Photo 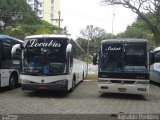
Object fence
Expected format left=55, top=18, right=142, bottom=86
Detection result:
left=88, top=64, right=98, bottom=74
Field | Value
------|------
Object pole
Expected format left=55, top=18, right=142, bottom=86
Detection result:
left=86, top=25, right=93, bottom=78
left=111, top=13, right=115, bottom=39
left=58, top=11, right=61, bottom=33
left=86, top=35, right=90, bottom=77
left=51, top=11, right=63, bottom=34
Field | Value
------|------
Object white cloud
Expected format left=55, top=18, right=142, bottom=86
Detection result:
left=60, top=0, right=137, bottom=38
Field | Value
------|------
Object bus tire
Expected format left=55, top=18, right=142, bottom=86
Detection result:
left=82, top=71, right=85, bottom=81
left=9, top=75, right=16, bottom=90
left=70, top=75, right=76, bottom=92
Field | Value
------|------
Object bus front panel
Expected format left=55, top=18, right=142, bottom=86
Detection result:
left=98, top=42, right=149, bottom=94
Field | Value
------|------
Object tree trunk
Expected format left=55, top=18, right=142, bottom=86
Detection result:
left=153, top=30, right=160, bottom=45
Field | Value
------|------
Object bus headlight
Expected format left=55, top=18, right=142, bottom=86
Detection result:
left=22, top=79, right=30, bottom=84
left=135, top=80, right=149, bottom=84
left=55, top=79, right=67, bottom=84
left=137, top=88, right=147, bottom=91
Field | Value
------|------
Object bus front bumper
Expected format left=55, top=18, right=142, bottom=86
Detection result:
left=21, top=80, right=68, bottom=91
left=98, top=83, right=149, bottom=94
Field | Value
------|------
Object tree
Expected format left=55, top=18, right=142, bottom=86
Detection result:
left=34, top=20, right=58, bottom=34
left=102, top=0, right=160, bottom=44
left=78, top=25, right=107, bottom=54
left=0, top=0, right=40, bottom=29
left=116, top=13, right=157, bottom=46
left=76, top=37, right=88, bottom=53
left=0, top=0, right=42, bottom=39
left=118, top=20, right=146, bottom=39
left=80, top=25, right=107, bottom=41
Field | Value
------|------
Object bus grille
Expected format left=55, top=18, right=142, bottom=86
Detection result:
left=110, top=80, right=121, bottom=83
left=124, top=81, right=135, bottom=84
left=110, top=80, right=135, bottom=84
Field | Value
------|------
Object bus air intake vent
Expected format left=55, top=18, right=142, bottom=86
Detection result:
left=110, top=80, right=121, bottom=83
left=124, top=81, right=135, bottom=84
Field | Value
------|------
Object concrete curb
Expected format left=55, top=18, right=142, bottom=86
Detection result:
left=84, top=80, right=97, bottom=82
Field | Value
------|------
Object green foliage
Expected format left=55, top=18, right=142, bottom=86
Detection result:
left=76, top=37, right=101, bottom=54
left=0, top=0, right=58, bottom=39
left=117, top=13, right=157, bottom=47
left=102, top=0, right=160, bottom=44
left=76, top=38, right=88, bottom=52
left=0, top=0, right=39, bottom=38
left=0, top=0, right=40, bottom=28
left=78, top=26, right=113, bottom=55
left=34, top=20, right=58, bottom=34
left=1, top=27, right=27, bottom=40
left=77, top=10, right=160, bottom=54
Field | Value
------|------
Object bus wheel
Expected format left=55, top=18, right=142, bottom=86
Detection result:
left=82, top=72, right=84, bottom=81
left=70, top=75, right=76, bottom=92
left=9, top=75, right=16, bottom=90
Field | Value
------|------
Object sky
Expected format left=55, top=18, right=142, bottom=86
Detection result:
left=60, top=0, right=138, bottom=39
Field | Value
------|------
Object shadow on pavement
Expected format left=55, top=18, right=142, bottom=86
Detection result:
left=0, top=87, right=20, bottom=93
left=100, top=93, right=147, bottom=101
left=0, top=87, right=9, bottom=93
left=24, top=90, right=69, bottom=98
left=150, top=81, right=160, bottom=87
left=4, top=114, right=118, bottom=120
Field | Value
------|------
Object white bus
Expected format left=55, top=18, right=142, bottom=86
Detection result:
left=12, top=34, right=86, bottom=91
left=0, top=35, right=23, bottom=89
left=93, top=38, right=160, bottom=94
left=150, top=47, right=160, bottom=83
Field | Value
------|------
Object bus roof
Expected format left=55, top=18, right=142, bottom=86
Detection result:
left=101, top=38, right=147, bottom=44
left=25, top=34, right=72, bottom=39
left=0, top=34, right=23, bottom=43
left=154, top=47, right=160, bottom=51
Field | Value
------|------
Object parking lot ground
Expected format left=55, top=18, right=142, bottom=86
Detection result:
left=0, top=81, right=160, bottom=119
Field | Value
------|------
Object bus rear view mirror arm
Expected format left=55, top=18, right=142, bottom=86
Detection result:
left=11, top=44, right=21, bottom=58
left=93, top=53, right=98, bottom=65
left=66, top=44, right=72, bottom=57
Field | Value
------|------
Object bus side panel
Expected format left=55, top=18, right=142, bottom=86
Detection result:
left=150, top=70, right=160, bottom=83
left=0, top=36, right=22, bottom=88
left=0, top=69, right=10, bottom=87
left=150, top=63, right=160, bottom=83
left=72, top=59, right=86, bottom=84
left=67, top=72, right=74, bottom=91
left=0, top=69, right=20, bottom=87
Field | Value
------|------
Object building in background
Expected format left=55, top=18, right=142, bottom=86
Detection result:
left=26, top=0, right=60, bottom=26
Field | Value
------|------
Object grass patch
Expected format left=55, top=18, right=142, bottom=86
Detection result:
left=85, top=74, right=98, bottom=81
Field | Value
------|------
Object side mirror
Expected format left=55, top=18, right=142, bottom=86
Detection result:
left=66, top=44, right=72, bottom=57
left=149, top=50, right=160, bottom=65
left=93, top=53, right=97, bottom=65
left=154, top=51, right=160, bottom=63
left=11, top=44, right=21, bottom=59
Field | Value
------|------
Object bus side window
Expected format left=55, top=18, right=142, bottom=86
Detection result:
left=12, top=48, right=21, bottom=60
left=2, top=42, right=12, bottom=68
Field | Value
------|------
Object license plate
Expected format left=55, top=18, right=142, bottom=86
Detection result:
left=39, top=86, right=47, bottom=90
left=118, top=88, right=127, bottom=92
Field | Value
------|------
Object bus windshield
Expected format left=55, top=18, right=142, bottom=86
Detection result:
left=21, top=38, right=68, bottom=75
left=0, top=41, right=1, bottom=68
left=100, top=43, right=147, bottom=73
